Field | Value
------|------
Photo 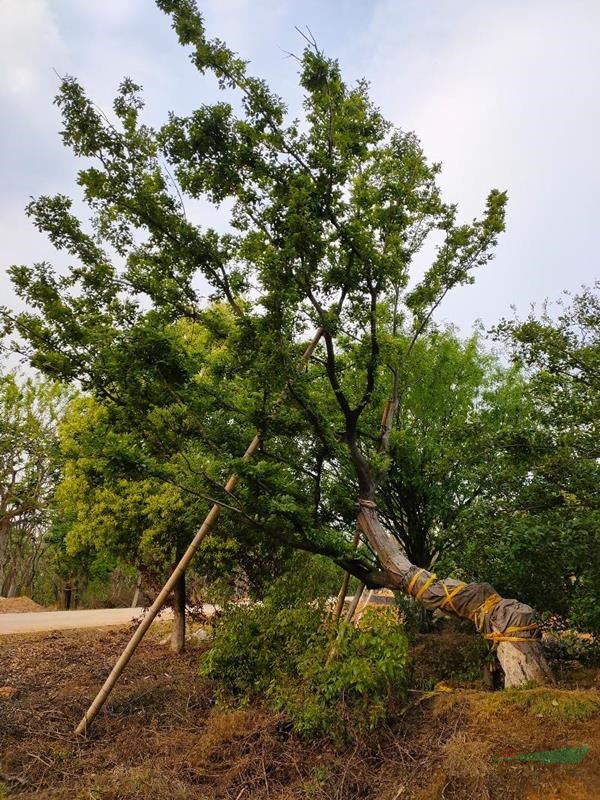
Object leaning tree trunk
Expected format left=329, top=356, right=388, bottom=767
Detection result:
left=356, top=500, right=553, bottom=687
left=170, top=569, right=186, bottom=654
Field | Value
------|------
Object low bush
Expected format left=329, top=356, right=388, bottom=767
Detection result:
left=543, top=629, right=600, bottom=668
left=201, top=603, right=324, bottom=698
left=201, top=601, right=409, bottom=740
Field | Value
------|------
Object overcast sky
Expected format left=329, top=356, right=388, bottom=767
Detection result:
left=1, top=0, right=598, bottom=337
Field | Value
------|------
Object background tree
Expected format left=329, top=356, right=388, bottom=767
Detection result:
left=372, top=328, right=525, bottom=569
left=2, top=0, right=551, bottom=684
left=446, top=285, right=600, bottom=631
left=40, top=514, right=130, bottom=610
left=54, top=307, right=296, bottom=652
left=0, top=369, right=66, bottom=598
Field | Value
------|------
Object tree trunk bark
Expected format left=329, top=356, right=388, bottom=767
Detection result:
left=170, top=569, right=186, bottom=654
left=356, top=500, right=553, bottom=687
left=7, top=569, right=18, bottom=597
left=0, top=518, right=10, bottom=595
left=497, top=640, right=553, bottom=686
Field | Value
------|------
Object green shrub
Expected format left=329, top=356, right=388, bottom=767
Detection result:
left=201, top=603, right=409, bottom=739
left=568, top=587, right=600, bottom=636
left=271, top=608, right=409, bottom=737
left=201, top=603, right=324, bottom=697
left=543, top=629, right=600, bottom=668
left=409, top=632, right=488, bottom=690
left=265, top=552, right=351, bottom=609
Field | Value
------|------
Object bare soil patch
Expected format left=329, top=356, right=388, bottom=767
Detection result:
left=0, top=597, right=45, bottom=614
left=1, top=626, right=599, bottom=799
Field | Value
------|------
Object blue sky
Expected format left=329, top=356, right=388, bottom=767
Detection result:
left=1, top=0, right=598, bottom=336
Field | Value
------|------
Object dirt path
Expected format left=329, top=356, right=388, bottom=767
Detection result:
left=0, top=605, right=214, bottom=635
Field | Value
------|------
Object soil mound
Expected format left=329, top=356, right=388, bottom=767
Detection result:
left=0, top=596, right=45, bottom=613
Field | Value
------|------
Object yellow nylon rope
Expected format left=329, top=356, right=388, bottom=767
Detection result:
left=407, top=569, right=425, bottom=596
left=485, top=623, right=538, bottom=644
left=440, top=582, right=466, bottom=614
left=406, top=569, right=438, bottom=601
left=415, top=573, right=437, bottom=600
left=472, top=592, right=502, bottom=631
left=407, top=575, right=538, bottom=645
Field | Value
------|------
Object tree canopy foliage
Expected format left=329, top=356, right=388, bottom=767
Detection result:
left=1, top=0, right=507, bottom=592
left=1, top=0, right=597, bottom=651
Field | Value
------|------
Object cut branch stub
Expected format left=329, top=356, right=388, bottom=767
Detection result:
left=356, top=500, right=553, bottom=687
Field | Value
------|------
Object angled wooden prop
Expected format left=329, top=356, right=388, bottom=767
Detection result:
left=75, top=328, right=324, bottom=736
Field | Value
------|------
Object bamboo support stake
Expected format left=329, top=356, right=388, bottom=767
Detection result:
left=331, top=572, right=351, bottom=622
left=331, top=528, right=361, bottom=623
left=344, top=582, right=366, bottom=623
left=75, top=328, right=323, bottom=736
left=358, top=588, right=374, bottom=620
left=325, top=581, right=366, bottom=666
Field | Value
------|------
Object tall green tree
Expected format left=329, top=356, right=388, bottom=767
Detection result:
left=2, top=0, right=550, bottom=683
left=54, top=355, right=292, bottom=647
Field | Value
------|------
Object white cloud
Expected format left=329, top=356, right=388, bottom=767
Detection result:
left=66, top=0, right=144, bottom=27
left=0, top=0, right=65, bottom=105
left=1, top=0, right=598, bottom=339
left=202, top=0, right=290, bottom=52
left=361, top=0, right=600, bottom=329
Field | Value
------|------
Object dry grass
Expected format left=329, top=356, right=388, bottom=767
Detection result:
left=1, top=626, right=599, bottom=799
left=476, top=686, right=600, bottom=721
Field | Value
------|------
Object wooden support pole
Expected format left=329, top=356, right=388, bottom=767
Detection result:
left=75, top=328, right=323, bottom=736
left=344, top=581, right=366, bottom=623
left=331, top=528, right=361, bottom=623
left=326, top=581, right=366, bottom=666
left=331, top=572, right=351, bottom=622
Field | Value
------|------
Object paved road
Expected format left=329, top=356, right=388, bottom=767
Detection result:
left=0, top=597, right=355, bottom=636
left=0, top=607, right=180, bottom=635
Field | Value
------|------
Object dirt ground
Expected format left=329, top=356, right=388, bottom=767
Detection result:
left=1, top=626, right=599, bottom=800
left=0, top=606, right=179, bottom=635
left=0, top=597, right=45, bottom=614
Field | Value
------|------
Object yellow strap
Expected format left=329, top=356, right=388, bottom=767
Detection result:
left=485, top=634, right=536, bottom=643
left=415, top=573, right=437, bottom=600
left=504, top=623, right=537, bottom=634
left=485, top=635, right=533, bottom=643
left=478, top=593, right=503, bottom=618
left=485, top=623, right=538, bottom=646
left=407, top=569, right=438, bottom=600
left=472, top=592, right=502, bottom=629
left=440, top=582, right=466, bottom=614
left=407, top=569, right=425, bottom=596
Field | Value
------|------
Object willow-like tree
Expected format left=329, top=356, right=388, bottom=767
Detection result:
left=1, top=0, right=552, bottom=685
